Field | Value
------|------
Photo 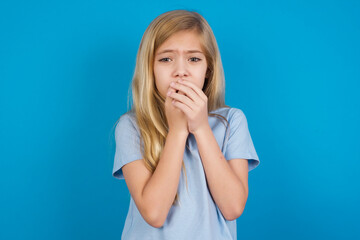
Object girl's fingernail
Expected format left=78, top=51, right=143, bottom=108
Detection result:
left=179, top=79, right=183, bottom=82
left=170, top=82, right=175, bottom=86
left=167, top=91, right=171, bottom=96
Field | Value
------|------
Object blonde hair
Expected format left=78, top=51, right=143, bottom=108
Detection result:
left=117, top=9, right=230, bottom=206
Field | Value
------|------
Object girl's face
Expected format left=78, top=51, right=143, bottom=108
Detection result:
left=153, top=30, right=208, bottom=99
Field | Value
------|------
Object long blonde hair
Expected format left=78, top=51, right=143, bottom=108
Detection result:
left=117, top=9, right=230, bottom=206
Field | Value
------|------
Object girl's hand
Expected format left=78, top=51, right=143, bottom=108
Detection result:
left=164, top=81, right=189, bottom=136
left=168, top=79, right=209, bottom=135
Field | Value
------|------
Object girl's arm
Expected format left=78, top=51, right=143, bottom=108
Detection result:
left=167, top=79, right=249, bottom=221
left=193, top=124, right=249, bottom=221
left=122, top=130, right=188, bottom=228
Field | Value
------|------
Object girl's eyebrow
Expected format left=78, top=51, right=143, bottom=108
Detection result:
left=156, top=49, right=204, bottom=55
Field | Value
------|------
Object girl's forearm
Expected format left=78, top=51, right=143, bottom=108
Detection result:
left=193, top=124, right=247, bottom=221
left=141, top=130, right=188, bottom=227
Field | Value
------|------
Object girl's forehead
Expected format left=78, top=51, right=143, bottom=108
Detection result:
left=156, top=31, right=205, bottom=53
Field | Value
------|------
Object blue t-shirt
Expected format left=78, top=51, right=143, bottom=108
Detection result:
left=112, top=107, right=260, bottom=240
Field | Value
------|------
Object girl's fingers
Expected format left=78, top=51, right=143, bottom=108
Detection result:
left=169, top=81, right=202, bottom=104
left=168, top=84, right=197, bottom=110
left=170, top=91, right=195, bottom=110
left=167, top=86, right=176, bottom=96
left=168, top=85, right=185, bottom=96
left=172, top=98, right=192, bottom=117
left=178, top=80, right=207, bottom=101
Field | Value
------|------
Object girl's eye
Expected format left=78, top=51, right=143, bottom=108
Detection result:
left=158, top=57, right=201, bottom=62
left=159, top=58, right=171, bottom=62
left=189, top=57, right=201, bottom=62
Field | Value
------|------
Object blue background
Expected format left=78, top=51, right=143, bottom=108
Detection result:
left=1, top=0, right=359, bottom=239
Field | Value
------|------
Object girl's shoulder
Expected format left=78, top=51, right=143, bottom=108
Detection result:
left=115, top=109, right=138, bottom=132
left=119, top=108, right=136, bottom=121
left=210, top=106, right=246, bottom=120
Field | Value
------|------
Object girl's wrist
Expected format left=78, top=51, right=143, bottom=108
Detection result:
left=168, top=129, right=189, bottom=138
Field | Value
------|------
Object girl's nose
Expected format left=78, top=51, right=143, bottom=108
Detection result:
left=174, top=57, right=189, bottom=78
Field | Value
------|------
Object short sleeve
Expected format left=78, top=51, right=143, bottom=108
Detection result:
left=112, top=113, right=143, bottom=179
left=224, top=108, right=260, bottom=172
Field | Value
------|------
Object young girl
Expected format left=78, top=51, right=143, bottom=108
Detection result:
left=112, top=9, right=260, bottom=240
